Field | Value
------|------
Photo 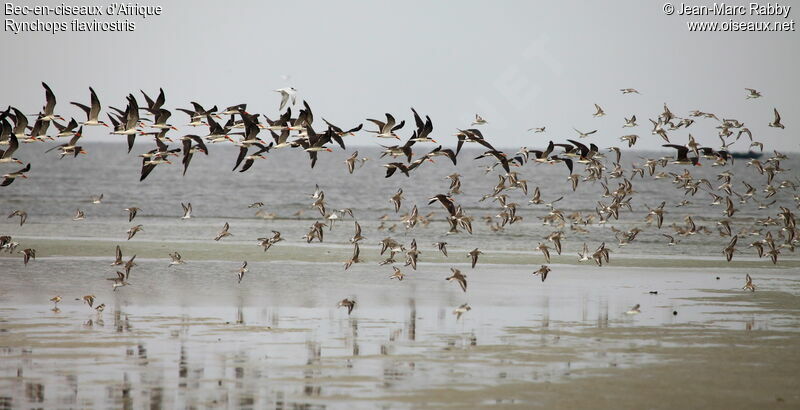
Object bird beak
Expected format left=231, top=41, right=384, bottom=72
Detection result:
left=16, top=159, right=23, bottom=164
left=171, top=126, right=178, bottom=131
left=226, top=136, right=234, bottom=142
left=80, top=150, right=87, bottom=154
left=258, top=155, right=266, bottom=159
left=21, top=175, right=27, bottom=179
left=431, top=139, right=438, bottom=143
left=326, top=148, right=333, bottom=152
left=102, top=123, right=109, bottom=128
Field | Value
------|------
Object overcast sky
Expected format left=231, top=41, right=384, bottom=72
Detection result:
left=1, top=0, right=797, bottom=151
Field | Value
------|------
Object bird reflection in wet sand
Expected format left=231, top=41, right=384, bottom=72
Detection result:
left=453, top=303, right=471, bottom=320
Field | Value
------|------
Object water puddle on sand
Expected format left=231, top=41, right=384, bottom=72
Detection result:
left=0, top=263, right=799, bottom=408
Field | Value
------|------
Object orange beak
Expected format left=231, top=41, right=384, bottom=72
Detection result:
left=325, top=148, right=333, bottom=152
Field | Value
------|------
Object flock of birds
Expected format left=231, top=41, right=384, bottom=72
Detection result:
left=0, top=83, right=797, bottom=317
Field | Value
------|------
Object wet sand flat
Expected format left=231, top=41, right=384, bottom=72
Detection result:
left=1, top=259, right=798, bottom=409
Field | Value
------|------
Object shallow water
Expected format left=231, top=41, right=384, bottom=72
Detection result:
left=1, top=260, right=800, bottom=408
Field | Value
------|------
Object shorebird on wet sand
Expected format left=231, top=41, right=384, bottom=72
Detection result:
left=90, top=194, right=104, bottom=204
left=50, top=295, right=61, bottom=309
left=453, top=303, right=471, bottom=320
left=742, top=274, right=756, bottom=292
left=532, top=265, right=550, bottom=282
left=446, top=267, right=467, bottom=292
left=235, top=261, right=248, bottom=284
left=337, top=298, right=356, bottom=315
left=620, top=88, right=640, bottom=94
left=73, top=209, right=86, bottom=221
